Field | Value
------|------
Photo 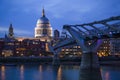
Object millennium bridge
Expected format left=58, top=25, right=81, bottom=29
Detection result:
left=49, top=16, right=120, bottom=80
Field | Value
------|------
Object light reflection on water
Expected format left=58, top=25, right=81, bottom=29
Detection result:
left=0, top=65, right=120, bottom=80
left=101, top=66, right=120, bottom=80
left=20, top=65, right=24, bottom=80
left=1, top=66, right=5, bottom=80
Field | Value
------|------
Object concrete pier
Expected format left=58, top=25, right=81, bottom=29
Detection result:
left=79, top=52, right=102, bottom=80
left=52, top=54, right=60, bottom=66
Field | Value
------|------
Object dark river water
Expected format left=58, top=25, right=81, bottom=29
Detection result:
left=0, top=64, right=120, bottom=80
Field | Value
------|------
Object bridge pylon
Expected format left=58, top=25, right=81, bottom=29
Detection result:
left=48, top=43, right=61, bottom=66
left=52, top=53, right=60, bottom=66
left=63, top=25, right=102, bottom=80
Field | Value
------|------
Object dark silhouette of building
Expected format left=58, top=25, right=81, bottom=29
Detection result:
left=54, top=29, right=60, bottom=41
left=8, top=24, right=14, bottom=38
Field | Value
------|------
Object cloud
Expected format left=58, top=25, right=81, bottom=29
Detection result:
left=0, top=27, right=8, bottom=32
left=3, top=0, right=120, bottom=19
left=14, top=29, right=31, bottom=35
left=2, top=0, right=95, bottom=15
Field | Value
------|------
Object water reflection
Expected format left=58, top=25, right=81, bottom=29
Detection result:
left=39, top=65, right=42, bottom=72
left=0, top=65, right=120, bottom=80
left=1, top=66, right=5, bottom=80
left=20, top=65, right=24, bottom=80
left=105, top=72, right=110, bottom=80
left=60, top=65, right=80, bottom=80
left=57, top=66, right=62, bottom=80
left=101, top=66, right=120, bottom=80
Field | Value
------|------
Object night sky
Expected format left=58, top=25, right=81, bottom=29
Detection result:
left=0, top=0, right=120, bottom=37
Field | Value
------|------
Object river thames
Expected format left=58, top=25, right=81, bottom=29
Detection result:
left=0, top=64, right=120, bottom=80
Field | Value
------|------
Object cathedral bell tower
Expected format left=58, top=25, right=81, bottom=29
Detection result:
left=8, top=24, right=14, bottom=38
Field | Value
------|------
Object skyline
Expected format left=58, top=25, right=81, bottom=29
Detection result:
left=0, top=0, right=120, bottom=37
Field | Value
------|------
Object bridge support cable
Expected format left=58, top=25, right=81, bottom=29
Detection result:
left=89, top=24, right=107, bottom=35
left=73, top=28, right=87, bottom=40
left=74, top=26, right=90, bottom=38
left=88, top=24, right=112, bottom=39
left=101, top=22, right=120, bottom=31
left=78, top=25, right=95, bottom=39
left=80, top=25, right=90, bottom=31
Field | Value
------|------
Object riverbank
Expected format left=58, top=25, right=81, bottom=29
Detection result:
left=0, top=56, right=120, bottom=66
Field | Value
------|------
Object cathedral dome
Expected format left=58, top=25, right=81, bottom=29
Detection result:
left=35, top=8, right=52, bottom=40
left=37, top=16, right=49, bottom=24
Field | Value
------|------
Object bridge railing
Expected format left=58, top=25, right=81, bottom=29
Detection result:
left=63, top=16, right=120, bottom=41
